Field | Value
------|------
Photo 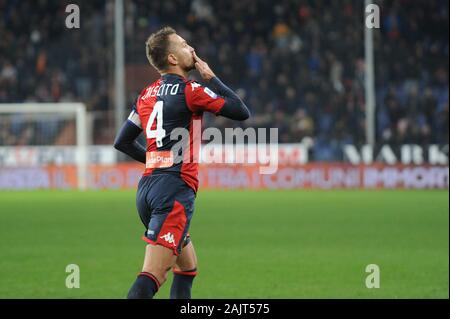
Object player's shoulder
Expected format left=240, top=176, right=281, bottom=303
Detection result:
left=137, top=86, right=149, bottom=100
left=138, top=79, right=160, bottom=96
left=185, top=80, right=203, bottom=91
left=185, top=80, right=218, bottom=97
left=136, top=78, right=165, bottom=105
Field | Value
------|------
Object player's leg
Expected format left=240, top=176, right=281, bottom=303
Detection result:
left=127, top=244, right=177, bottom=299
left=127, top=176, right=156, bottom=299
left=127, top=175, right=195, bottom=299
left=170, top=236, right=198, bottom=299
left=142, top=243, right=178, bottom=284
left=127, top=175, right=175, bottom=299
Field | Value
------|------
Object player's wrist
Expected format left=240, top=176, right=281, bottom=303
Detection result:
left=205, top=73, right=216, bottom=82
left=209, top=76, right=220, bottom=84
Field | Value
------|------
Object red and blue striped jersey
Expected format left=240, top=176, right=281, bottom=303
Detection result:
left=128, top=73, right=225, bottom=193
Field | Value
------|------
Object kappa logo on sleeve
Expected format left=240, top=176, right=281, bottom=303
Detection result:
left=191, top=82, right=201, bottom=90
left=204, top=87, right=217, bottom=99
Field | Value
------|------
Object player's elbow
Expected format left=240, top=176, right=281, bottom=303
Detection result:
left=220, top=100, right=251, bottom=121
left=234, top=104, right=251, bottom=121
left=113, top=138, right=125, bottom=152
left=113, top=142, right=122, bottom=152
left=240, top=107, right=251, bottom=121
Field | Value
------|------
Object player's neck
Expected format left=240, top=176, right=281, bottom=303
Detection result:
left=161, top=68, right=188, bottom=79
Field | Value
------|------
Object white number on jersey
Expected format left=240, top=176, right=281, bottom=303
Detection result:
left=146, top=101, right=166, bottom=147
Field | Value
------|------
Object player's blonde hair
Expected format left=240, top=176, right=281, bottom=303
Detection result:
left=145, top=26, right=176, bottom=72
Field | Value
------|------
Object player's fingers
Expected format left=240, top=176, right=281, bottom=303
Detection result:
left=193, top=51, right=203, bottom=63
left=196, top=62, right=206, bottom=71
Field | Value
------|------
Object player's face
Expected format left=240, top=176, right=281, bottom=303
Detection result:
left=169, top=34, right=195, bottom=71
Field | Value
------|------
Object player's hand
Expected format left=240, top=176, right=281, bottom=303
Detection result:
left=193, top=51, right=216, bottom=81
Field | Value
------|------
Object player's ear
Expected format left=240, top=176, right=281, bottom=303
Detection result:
left=167, top=53, right=178, bottom=66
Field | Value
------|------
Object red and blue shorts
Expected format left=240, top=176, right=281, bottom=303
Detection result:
left=136, top=173, right=195, bottom=255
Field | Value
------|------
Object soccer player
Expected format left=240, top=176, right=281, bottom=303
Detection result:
left=114, top=26, right=250, bottom=299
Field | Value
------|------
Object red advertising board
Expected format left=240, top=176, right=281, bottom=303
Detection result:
left=0, top=163, right=448, bottom=190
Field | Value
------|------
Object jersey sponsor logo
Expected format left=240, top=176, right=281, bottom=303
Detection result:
left=146, top=151, right=174, bottom=168
left=204, top=87, right=217, bottom=99
left=159, top=232, right=177, bottom=246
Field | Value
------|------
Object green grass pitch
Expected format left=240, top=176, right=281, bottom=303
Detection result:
left=0, top=189, right=448, bottom=298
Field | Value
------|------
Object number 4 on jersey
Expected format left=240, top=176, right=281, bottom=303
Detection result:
left=146, top=101, right=166, bottom=147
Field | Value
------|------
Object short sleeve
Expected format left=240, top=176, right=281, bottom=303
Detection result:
left=185, top=81, right=226, bottom=114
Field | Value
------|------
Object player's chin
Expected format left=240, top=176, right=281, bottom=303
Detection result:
left=186, top=63, right=195, bottom=72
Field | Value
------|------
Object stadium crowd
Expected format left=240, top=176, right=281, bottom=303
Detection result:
left=0, top=0, right=448, bottom=160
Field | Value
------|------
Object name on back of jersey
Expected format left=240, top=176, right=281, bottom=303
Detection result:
left=141, top=83, right=180, bottom=100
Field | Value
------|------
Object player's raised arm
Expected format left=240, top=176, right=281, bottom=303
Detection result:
left=113, top=107, right=146, bottom=164
left=187, top=52, right=250, bottom=121
left=209, top=76, right=251, bottom=120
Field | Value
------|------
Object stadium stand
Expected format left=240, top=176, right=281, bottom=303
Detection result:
left=0, top=0, right=448, bottom=160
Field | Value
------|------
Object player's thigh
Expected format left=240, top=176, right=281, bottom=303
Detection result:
left=174, top=240, right=198, bottom=271
left=142, top=244, right=177, bottom=276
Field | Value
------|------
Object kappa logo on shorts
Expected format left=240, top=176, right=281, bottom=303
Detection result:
left=159, top=232, right=177, bottom=246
